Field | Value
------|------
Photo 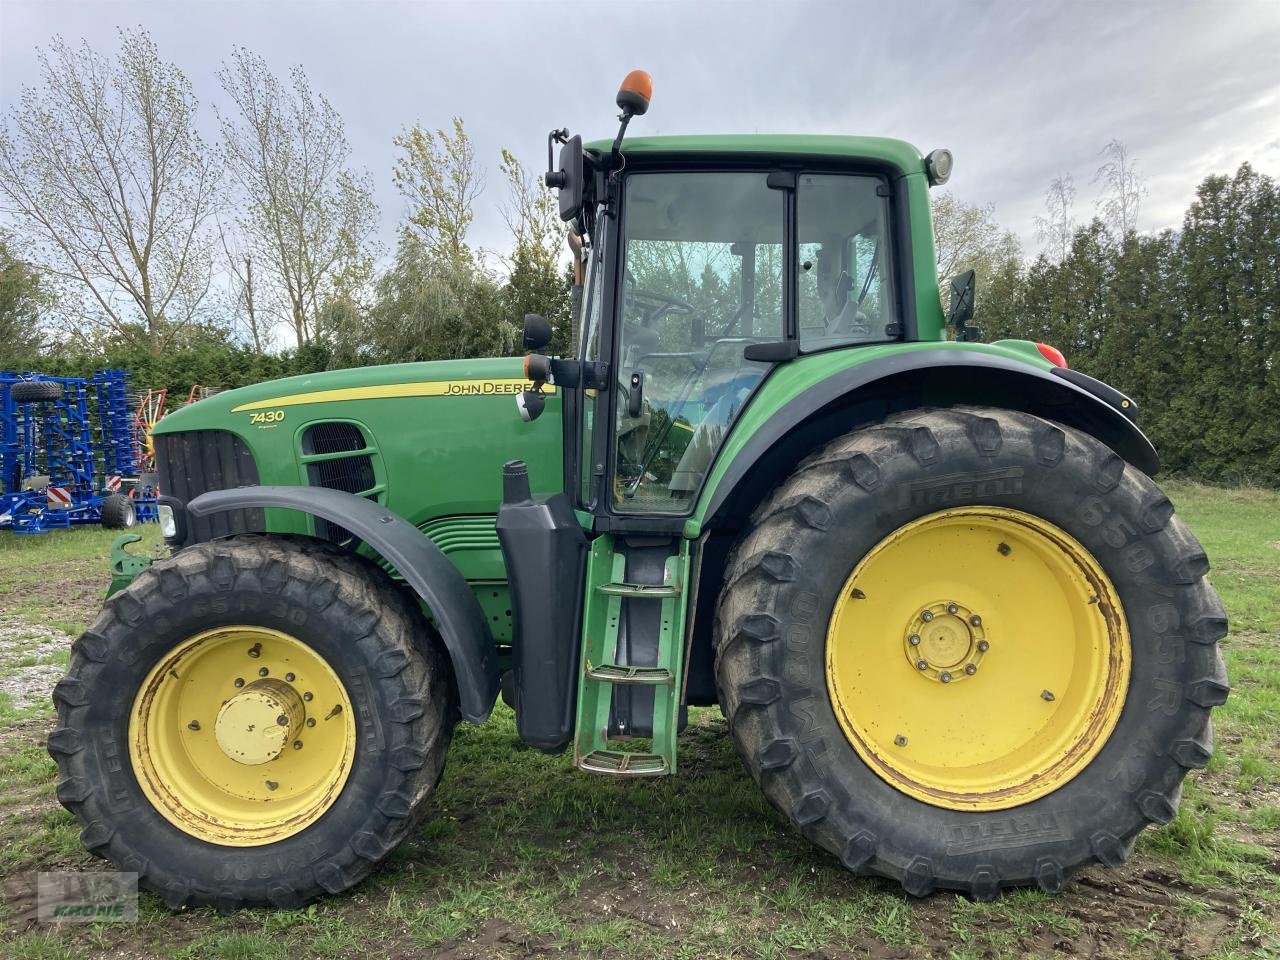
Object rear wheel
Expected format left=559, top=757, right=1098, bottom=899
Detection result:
left=49, top=535, right=455, bottom=909
left=715, top=407, right=1228, bottom=898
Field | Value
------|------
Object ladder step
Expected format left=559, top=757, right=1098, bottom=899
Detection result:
left=586, top=663, right=673, bottom=685
left=597, top=582, right=680, bottom=598
left=577, top=749, right=668, bottom=776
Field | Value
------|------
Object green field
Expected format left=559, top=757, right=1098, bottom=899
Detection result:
left=1, top=481, right=1277, bottom=959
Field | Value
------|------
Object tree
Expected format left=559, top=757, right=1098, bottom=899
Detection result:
left=931, top=192, right=1022, bottom=326
left=215, top=215, right=266, bottom=353
left=1033, top=174, right=1078, bottom=263
left=393, top=118, right=483, bottom=264
left=342, top=233, right=516, bottom=364
left=1093, top=139, right=1147, bottom=237
left=0, top=29, right=218, bottom=350
left=218, top=49, right=379, bottom=346
left=0, top=231, right=51, bottom=364
left=498, top=149, right=570, bottom=353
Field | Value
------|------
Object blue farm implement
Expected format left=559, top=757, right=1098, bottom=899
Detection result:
left=0, top=370, right=157, bottom=534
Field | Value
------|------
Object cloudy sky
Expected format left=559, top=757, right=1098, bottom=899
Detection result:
left=2, top=0, right=1279, bottom=261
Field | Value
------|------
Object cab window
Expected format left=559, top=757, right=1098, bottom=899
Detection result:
left=797, top=174, right=897, bottom=349
left=613, top=171, right=784, bottom=514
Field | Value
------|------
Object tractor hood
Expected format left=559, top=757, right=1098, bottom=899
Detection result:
left=151, top=356, right=564, bottom=527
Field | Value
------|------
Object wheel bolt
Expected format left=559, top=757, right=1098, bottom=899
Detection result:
left=187, top=720, right=200, bottom=731
left=916, top=660, right=928, bottom=671
left=292, top=740, right=302, bottom=750
left=277, top=714, right=289, bottom=726
left=977, top=640, right=990, bottom=652
left=909, top=634, right=921, bottom=646
left=970, top=615, right=982, bottom=627
left=947, top=603, right=958, bottom=615
left=965, top=664, right=977, bottom=676
left=233, top=677, right=244, bottom=688
left=894, top=735, right=908, bottom=747
left=258, top=667, right=269, bottom=677
left=306, top=718, right=316, bottom=727
left=922, top=611, right=934, bottom=622
left=265, top=780, right=278, bottom=791
left=248, top=643, right=261, bottom=659
left=940, top=672, right=953, bottom=683
left=303, top=692, right=313, bottom=702
left=1041, top=689, right=1056, bottom=702
left=285, top=672, right=295, bottom=683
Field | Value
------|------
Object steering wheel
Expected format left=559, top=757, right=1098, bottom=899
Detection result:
left=625, top=283, right=695, bottom=318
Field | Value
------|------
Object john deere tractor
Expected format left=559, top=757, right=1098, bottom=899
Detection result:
left=50, top=72, right=1227, bottom=908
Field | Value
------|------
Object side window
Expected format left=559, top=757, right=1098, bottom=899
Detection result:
left=797, top=174, right=897, bottom=349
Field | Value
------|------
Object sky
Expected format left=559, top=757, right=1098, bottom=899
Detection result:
left=2, top=0, right=1279, bottom=263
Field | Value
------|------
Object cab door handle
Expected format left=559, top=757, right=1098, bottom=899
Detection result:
left=627, top=370, right=644, bottom=417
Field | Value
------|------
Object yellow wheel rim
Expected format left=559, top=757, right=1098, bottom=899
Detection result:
left=826, top=507, right=1130, bottom=811
left=129, top=627, right=356, bottom=845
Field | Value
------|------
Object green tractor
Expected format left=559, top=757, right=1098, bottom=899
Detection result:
left=51, top=72, right=1227, bottom=908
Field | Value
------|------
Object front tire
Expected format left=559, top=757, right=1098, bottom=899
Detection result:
left=714, top=407, right=1228, bottom=899
left=49, top=535, right=455, bottom=909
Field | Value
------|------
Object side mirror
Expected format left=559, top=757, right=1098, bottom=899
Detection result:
left=947, top=269, right=976, bottom=336
left=544, top=134, right=584, bottom=223
left=522, top=313, right=553, bottom=351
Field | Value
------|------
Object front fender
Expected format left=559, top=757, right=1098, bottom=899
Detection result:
left=185, top=486, right=498, bottom=723
left=699, top=347, right=1158, bottom=528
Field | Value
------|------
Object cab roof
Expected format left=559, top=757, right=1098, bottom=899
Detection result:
left=585, top=134, right=926, bottom=175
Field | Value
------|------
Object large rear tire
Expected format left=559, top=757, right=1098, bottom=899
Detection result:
left=49, top=535, right=456, bottom=910
left=714, top=407, right=1228, bottom=899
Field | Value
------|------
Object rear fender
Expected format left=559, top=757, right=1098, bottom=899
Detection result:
left=700, top=348, right=1158, bottom=530
left=184, top=486, right=498, bottom=723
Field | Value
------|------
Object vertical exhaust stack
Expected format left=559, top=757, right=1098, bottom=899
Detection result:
left=496, top=460, right=588, bottom=753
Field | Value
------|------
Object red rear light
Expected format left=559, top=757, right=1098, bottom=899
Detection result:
left=1036, top=343, right=1068, bottom=368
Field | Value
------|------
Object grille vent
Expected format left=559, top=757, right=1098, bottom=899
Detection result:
left=300, top=422, right=378, bottom=545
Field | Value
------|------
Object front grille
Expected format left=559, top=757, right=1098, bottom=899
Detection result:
left=155, top=430, right=262, bottom=545
left=301, top=422, right=378, bottom=545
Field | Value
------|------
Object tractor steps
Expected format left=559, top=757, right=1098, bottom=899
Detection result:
left=597, top=581, right=681, bottom=598
left=575, top=536, right=689, bottom=777
left=578, top=749, right=668, bottom=776
left=585, top=663, right=673, bottom=685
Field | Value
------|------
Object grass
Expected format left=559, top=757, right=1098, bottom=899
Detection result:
left=0, top=480, right=1277, bottom=958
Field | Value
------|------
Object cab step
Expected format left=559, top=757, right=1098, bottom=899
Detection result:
left=585, top=663, right=673, bottom=685
left=597, top=581, right=681, bottom=598
left=574, top=536, right=690, bottom=777
left=578, top=749, right=668, bottom=776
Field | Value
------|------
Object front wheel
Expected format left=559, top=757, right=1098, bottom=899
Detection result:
left=49, top=535, right=455, bottom=909
left=715, top=407, right=1228, bottom=899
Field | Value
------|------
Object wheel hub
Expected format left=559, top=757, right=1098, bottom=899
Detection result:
left=904, top=600, right=987, bottom=683
left=214, top=679, right=305, bottom=765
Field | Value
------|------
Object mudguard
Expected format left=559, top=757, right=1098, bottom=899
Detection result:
left=185, top=486, right=498, bottom=723
left=701, top=348, right=1159, bottom=527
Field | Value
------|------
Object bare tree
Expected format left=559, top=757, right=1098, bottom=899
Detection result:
left=1034, top=173, right=1078, bottom=262
left=218, top=49, right=378, bottom=345
left=1093, top=139, right=1147, bottom=237
left=393, top=118, right=483, bottom=263
left=0, top=29, right=218, bottom=349
left=931, top=192, right=1021, bottom=285
left=498, top=149, right=562, bottom=273
left=216, top=214, right=266, bottom=353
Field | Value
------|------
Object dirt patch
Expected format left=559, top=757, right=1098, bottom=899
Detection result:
left=0, top=618, right=72, bottom=710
